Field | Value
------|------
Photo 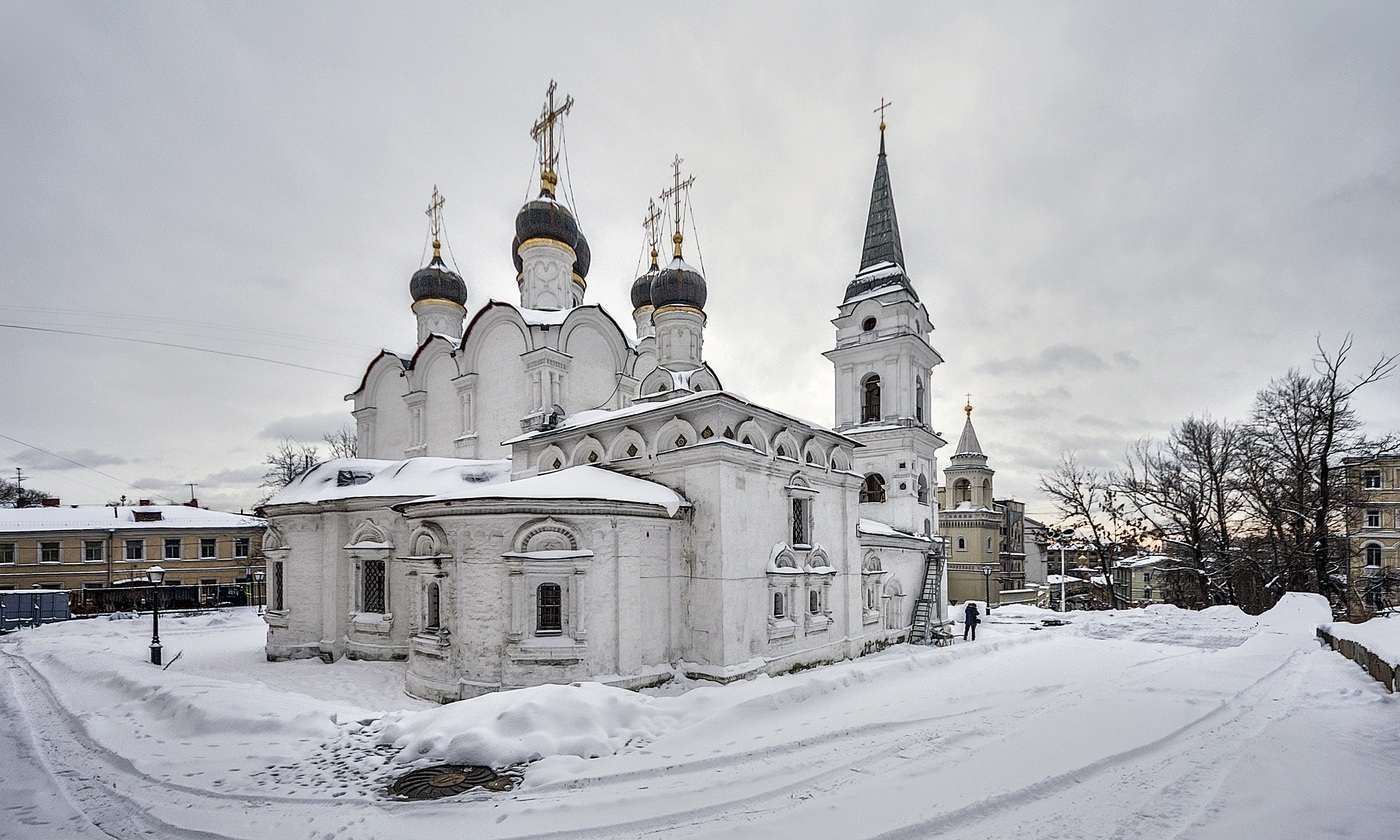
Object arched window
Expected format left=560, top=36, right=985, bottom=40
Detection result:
left=809, top=590, right=820, bottom=614
left=1364, top=545, right=1383, bottom=567
left=916, top=377, right=925, bottom=424
left=861, top=374, right=882, bottom=423
left=860, top=473, right=886, bottom=503
left=917, top=473, right=929, bottom=504
left=536, top=583, right=562, bottom=634
left=425, top=581, right=440, bottom=630
left=956, top=537, right=966, bottom=550
left=982, top=479, right=992, bottom=504
left=954, top=478, right=972, bottom=504
left=773, top=591, right=786, bottom=619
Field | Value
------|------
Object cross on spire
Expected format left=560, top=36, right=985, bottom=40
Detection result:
left=643, top=199, right=663, bottom=265
left=530, top=80, right=574, bottom=196
left=658, top=154, right=695, bottom=257
left=965, top=394, right=973, bottom=418
left=425, top=185, right=446, bottom=259
left=874, top=97, right=893, bottom=132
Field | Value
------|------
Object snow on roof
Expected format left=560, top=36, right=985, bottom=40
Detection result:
left=857, top=518, right=929, bottom=541
left=0, top=504, right=264, bottom=534
left=516, top=306, right=571, bottom=326
left=410, top=465, right=688, bottom=516
left=264, top=458, right=513, bottom=505
left=1117, top=555, right=1174, bottom=569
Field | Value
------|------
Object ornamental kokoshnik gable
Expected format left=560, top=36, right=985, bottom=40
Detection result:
left=260, top=89, right=950, bottom=702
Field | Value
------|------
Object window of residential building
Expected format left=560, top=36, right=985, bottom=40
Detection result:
left=361, top=558, right=386, bottom=614
left=164, top=538, right=182, bottom=560
left=83, top=540, right=105, bottom=563
left=125, top=539, right=145, bottom=561
left=1366, top=510, right=1381, bottom=528
left=1363, top=470, right=1382, bottom=489
left=0, top=543, right=14, bottom=564
left=200, top=538, right=217, bottom=559
left=1144, top=587, right=1153, bottom=600
left=536, top=582, right=562, bottom=634
left=40, top=542, right=60, bottom=564
left=272, top=561, right=284, bottom=611
left=861, top=374, right=881, bottom=423
left=860, top=473, right=886, bottom=503
left=1364, top=545, right=1382, bottom=567
left=233, top=537, right=251, bottom=560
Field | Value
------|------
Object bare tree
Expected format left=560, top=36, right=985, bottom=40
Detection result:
left=261, top=438, right=321, bottom=490
left=323, top=423, right=358, bottom=459
left=1039, top=453, right=1139, bottom=608
left=0, top=477, right=51, bottom=508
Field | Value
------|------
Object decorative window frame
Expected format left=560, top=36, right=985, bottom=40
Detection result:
left=881, top=576, right=906, bottom=630
left=503, top=518, right=591, bottom=662
left=861, top=551, right=885, bottom=625
left=1362, top=542, right=1383, bottom=567
left=345, top=518, right=394, bottom=633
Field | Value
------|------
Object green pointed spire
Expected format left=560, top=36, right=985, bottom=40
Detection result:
left=859, top=131, right=906, bottom=271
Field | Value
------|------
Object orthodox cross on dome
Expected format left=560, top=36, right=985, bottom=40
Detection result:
left=965, top=394, right=974, bottom=417
left=874, top=97, right=893, bottom=132
left=658, top=154, right=696, bottom=257
left=643, top=198, right=663, bottom=265
left=530, top=80, right=574, bottom=196
left=424, top=185, right=446, bottom=259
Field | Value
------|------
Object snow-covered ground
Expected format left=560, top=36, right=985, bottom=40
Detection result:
left=2, top=595, right=1396, bottom=839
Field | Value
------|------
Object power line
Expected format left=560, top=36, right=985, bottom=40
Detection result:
left=0, top=323, right=357, bottom=378
left=0, top=431, right=174, bottom=502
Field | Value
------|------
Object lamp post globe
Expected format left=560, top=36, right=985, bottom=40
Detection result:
left=981, top=565, right=995, bottom=613
left=252, top=569, right=266, bottom=615
left=146, top=564, right=166, bottom=665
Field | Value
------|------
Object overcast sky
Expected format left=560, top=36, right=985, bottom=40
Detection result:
left=3, top=1, right=1398, bottom=520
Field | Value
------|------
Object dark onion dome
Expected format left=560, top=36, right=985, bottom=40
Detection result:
left=631, top=253, right=660, bottom=310
left=512, top=233, right=523, bottom=273
left=410, top=253, right=468, bottom=306
left=514, top=193, right=581, bottom=254
left=572, top=231, right=591, bottom=280
left=650, top=255, right=707, bottom=311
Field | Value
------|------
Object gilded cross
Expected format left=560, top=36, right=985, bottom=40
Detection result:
left=658, top=154, right=695, bottom=255
left=874, top=97, right=893, bottom=131
left=530, top=80, right=574, bottom=174
left=643, top=199, right=663, bottom=255
left=424, top=185, right=445, bottom=239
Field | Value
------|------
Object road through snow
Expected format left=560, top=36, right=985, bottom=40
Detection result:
left=1, top=596, right=1396, bottom=840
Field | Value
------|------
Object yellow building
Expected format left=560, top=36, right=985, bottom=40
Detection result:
left=0, top=501, right=266, bottom=610
left=1345, top=455, right=1400, bottom=615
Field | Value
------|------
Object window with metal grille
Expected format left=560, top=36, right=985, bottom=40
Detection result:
left=536, top=583, right=562, bottom=634
left=425, top=581, right=440, bottom=630
left=362, top=559, right=386, bottom=613
left=792, top=497, right=809, bottom=546
left=272, top=561, right=285, bottom=611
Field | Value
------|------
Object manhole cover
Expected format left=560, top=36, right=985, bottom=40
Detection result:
left=389, top=764, right=514, bottom=800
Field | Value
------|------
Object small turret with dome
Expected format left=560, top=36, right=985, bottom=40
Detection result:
left=514, top=82, right=589, bottom=310
left=410, top=186, right=468, bottom=345
left=646, top=156, right=709, bottom=376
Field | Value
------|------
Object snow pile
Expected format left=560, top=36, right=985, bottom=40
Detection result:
left=376, top=681, right=689, bottom=770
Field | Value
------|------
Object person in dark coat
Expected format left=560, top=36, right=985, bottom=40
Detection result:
left=963, top=601, right=981, bottom=641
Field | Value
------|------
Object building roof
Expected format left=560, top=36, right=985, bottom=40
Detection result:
left=406, top=465, right=689, bottom=517
left=0, top=505, right=264, bottom=534
left=954, top=414, right=983, bottom=457
left=844, top=132, right=918, bottom=303
left=263, top=457, right=513, bottom=506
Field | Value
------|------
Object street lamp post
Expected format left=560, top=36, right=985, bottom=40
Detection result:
left=981, top=565, right=995, bottom=613
left=1058, top=528, right=1075, bottom=612
left=146, top=564, right=166, bottom=665
left=253, top=569, right=266, bottom=615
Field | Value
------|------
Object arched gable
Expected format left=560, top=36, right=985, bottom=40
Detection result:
left=407, top=521, right=450, bottom=557
left=347, top=518, right=392, bottom=549
left=655, top=417, right=700, bottom=454
left=539, top=444, right=568, bottom=473
left=607, top=427, right=648, bottom=461
left=569, top=435, right=606, bottom=467
left=830, top=447, right=852, bottom=472
left=513, top=517, right=582, bottom=553
left=735, top=419, right=768, bottom=454
left=772, top=429, right=802, bottom=461
left=801, top=438, right=827, bottom=468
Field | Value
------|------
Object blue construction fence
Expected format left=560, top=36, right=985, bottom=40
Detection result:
left=0, top=591, right=71, bottom=631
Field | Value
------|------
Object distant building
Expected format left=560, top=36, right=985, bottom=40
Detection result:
left=1344, top=454, right=1400, bottom=615
left=0, top=501, right=266, bottom=608
left=1112, top=555, right=1173, bottom=606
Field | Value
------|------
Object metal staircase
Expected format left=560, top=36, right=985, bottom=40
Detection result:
left=908, top=543, right=952, bottom=645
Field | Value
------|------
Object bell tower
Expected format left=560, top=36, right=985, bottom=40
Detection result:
left=823, top=111, right=946, bottom=534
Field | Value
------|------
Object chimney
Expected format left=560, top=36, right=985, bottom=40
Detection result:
left=184, top=498, right=199, bottom=508
left=139, top=499, right=153, bottom=507
left=40, top=498, right=61, bottom=507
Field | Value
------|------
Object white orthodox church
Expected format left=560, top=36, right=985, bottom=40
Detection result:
left=260, top=91, right=952, bottom=702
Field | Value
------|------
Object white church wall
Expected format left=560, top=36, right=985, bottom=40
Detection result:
left=363, top=360, right=412, bottom=460
left=468, top=317, right=532, bottom=458
left=558, top=317, right=626, bottom=414
left=418, top=343, right=461, bottom=457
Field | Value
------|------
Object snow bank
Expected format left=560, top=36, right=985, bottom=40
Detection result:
left=1322, top=614, right=1400, bottom=668
left=376, top=682, right=690, bottom=769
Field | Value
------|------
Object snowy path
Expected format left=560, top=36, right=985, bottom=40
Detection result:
left=2, top=598, right=1397, bottom=839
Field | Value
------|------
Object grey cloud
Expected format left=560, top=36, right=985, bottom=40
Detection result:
left=977, top=344, right=1107, bottom=376
left=259, top=412, right=352, bottom=442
